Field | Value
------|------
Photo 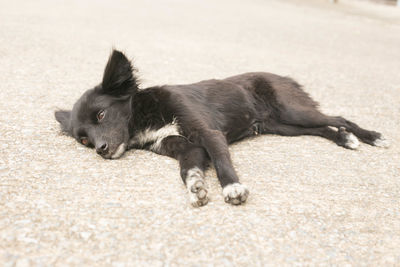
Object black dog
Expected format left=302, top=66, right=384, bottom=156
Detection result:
left=55, top=50, right=389, bottom=207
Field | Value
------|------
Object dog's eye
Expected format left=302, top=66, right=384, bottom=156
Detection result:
left=97, top=110, right=105, bottom=121
left=80, top=137, right=89, bottom=146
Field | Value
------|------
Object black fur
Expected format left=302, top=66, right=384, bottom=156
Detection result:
left=55, top=49, right=387, bottom=206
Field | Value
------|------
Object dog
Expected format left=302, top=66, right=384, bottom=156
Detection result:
left=55, top=49, right=389, bottom=207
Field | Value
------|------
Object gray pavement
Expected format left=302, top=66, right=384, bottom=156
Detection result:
left=1, top=0, right=400, bottom=265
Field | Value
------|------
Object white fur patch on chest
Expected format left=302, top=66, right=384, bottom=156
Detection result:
left=129, top=120, right=181, bottom=152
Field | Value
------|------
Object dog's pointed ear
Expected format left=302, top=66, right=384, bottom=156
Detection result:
left=100, top=49, right=139, bottom=96
left=55, top=110, right=72, bottom=134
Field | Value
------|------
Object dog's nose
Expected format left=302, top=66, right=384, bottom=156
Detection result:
left=96, top=142, right=109, bottom=155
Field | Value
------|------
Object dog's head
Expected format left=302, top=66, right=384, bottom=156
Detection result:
left=55, top=50, right=139, bottom=159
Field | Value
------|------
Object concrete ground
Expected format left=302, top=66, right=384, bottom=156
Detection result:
left=1, top=0, right=400, bottom=265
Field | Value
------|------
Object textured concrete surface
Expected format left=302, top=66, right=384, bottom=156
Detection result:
left=1, top=0, right=400, bottom=265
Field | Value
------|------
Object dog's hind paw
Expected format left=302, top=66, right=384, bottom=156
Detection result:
left=223, top=183, right=249, bottom=205
left=338, top=127, right=359, bottom=150
left=186, top=169, right=208, bottom=207
left=373, top=135, right=390, bottom=148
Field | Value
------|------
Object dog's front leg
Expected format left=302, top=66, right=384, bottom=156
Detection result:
left=199, top=129, right=249, bottom=205
left=159, top=136, right=209, bottom=207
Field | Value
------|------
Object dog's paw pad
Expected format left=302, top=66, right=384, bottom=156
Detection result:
left=373, top=135, right=390, bottom=148
left=187, top=177, right=208, bottom=207
left=339, top=127, right=359, bottom=150
left=223, top=183, right=249, bottom=205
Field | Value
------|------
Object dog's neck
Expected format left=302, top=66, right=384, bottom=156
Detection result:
left=128, top=86, right=173, bottom=138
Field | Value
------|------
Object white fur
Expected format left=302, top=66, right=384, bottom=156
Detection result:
left=111, top=143, right=126, bottom=159
left=187, top=167, right=203, bottom=181
left=223, top=183, right=249, bottom=205
left=344, top=132, right=360, bottom=150
left=186, top=167, right=208, bottom=207
left=129, top=119, right=180, bottom=152
left=373, top=136, right=390, bottom=148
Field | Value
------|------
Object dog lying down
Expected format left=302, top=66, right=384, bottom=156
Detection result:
left=55, top=49, right=389, bottom=207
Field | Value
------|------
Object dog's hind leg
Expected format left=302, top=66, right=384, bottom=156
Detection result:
left=262, top=120, right=360, bottom=149
left=159, top=136, right=210, bottom=207
left=280, top=109, right=388, bottom=148
left=324, top=116, right=389, bottom=147
left=253, top=74, right=387, bottom=147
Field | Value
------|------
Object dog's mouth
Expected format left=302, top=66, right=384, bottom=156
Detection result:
left=101, top=143, right=126, bottom=159
left=111, top=143, right=127, bottom=159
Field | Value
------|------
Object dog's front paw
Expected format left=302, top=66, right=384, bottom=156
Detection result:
left=223, top=183, right=249, bottom=205
left=186, top=173, right=208, bottom=207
